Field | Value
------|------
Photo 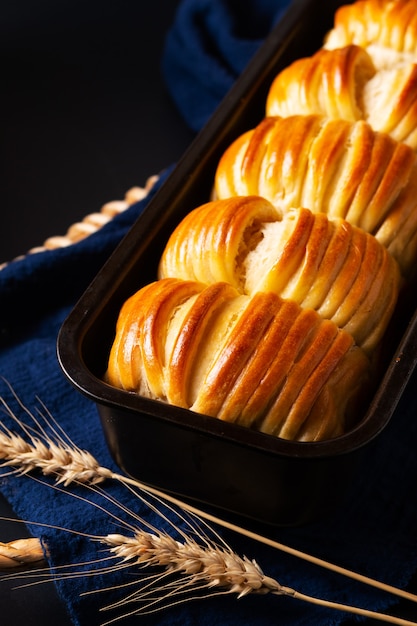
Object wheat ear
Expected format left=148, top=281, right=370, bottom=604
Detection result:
left=1, top=385, right=417, bottom=613
left=3, top=482, right=417, bottom=626
left=0, top=538, right=46, bottom=569
left=97, top=531, right=417, bottom=626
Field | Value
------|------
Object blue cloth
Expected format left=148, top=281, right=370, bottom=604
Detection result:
left=2, top=1, right=417, bottom=625
left=162, top=0, right=289, bottom=131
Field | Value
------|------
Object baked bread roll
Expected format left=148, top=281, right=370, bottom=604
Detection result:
left=106, top=278, right=371, bottom=442
left=267, top=45, right=374, bottom=123
left=214, top=114, right=417, bottom=277
left=158, top=196, right=400, bottom=353
left=266, top=44, right=417, bottom=149
left=324, top=0, right=417, bottom=68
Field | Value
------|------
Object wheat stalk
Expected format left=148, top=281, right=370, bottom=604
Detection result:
left=95, top=531, right=417, bottom=626
left=103, top=529, right=281, bottom=599
left=1, top=387, right=416, bottom=604
left=0, top=176, right=159, bottom=270
left=0, top=424, right=112, bottom=486
left=4, top=479, right=417, bottom=626
left=1, top=384, right=417, bottom=625
left=0, top=538, right=46, bottom=569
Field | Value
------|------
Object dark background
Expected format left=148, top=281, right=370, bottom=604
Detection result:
left=0, top=0, right=194, bottom=265
left=0, top=1, right=193, bottom=623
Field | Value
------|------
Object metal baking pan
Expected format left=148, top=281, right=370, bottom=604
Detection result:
left=57, top=0, right=417, bottom=526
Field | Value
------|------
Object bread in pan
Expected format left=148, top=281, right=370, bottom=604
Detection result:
left=214, top=114, right=417, bottom=277
left=266, top=44, right=417, bottom=149
left=105, top=1, right=413, bottom=445
left=105, top=278, right=371, bottom=442
left=158, top=196, right=400, bottom=354
left=324, top=0, right=417, bottom=68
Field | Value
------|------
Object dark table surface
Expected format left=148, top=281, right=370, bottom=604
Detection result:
left=1, top=2, right=417, bottom=625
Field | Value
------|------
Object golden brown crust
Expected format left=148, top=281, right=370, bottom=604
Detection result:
left=159, top=196, right=400, bottom=353
left=106, top=278, right=371, bottom=442
left=266, top=44, right=417, bottom=149
left=158, top=195, right=280, bottom=289
left=106, top=278, right=206, bottom=399
left=106, top=1, right=414, bottom=445
left=324, top=0, right=417, bottom=58
left=266, top=45, right=375, bottom=122
left=214, top=114, right=417, bottom=277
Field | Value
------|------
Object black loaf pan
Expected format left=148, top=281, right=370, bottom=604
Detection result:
left=57, top=0, right=417, bottom=526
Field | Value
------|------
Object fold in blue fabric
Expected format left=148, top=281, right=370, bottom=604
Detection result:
left=2, top=1, right=417, bottom=626
left=162, top=0, right=289, bottom=131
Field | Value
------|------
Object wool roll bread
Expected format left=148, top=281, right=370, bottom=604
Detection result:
left=158, top=196, right=400, bottom=354
left=106, top=278, right=371, bottom=442
left=266, top=44, right=417, bottom=149
left=105, top=1, right=412, bottom=446
left=213, top=114, right=417, bottom=278
left=324, top=0, right=417, bottom=68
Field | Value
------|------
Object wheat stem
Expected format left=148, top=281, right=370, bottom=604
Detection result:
left=113, top=472, right=417, bottom=606
left=0, top=538, right=46, bottom=569
left=80, top=526, right=417, bottom=626
left=285, top=589, right=417, bottom=626
left=2, top=530, right=416, bottom=626
left=1, top=385, right=416, bottom=614
left=97, top=532, right=417, bottom=625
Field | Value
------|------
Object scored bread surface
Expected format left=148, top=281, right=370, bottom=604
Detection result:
left=158, top=196, right=400, bottom=353
left=266, top=44, right=417, bottom=149
left=324, top=0, right=417, bottom=65
left=106, top=279, right=371, bottom=442
left=106, top=0, right=415, bottom=443
left=214, top=114, right=417, bottom=277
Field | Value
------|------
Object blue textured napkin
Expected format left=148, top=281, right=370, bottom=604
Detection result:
left=2, top=1, right=417, bottom=625
left=161, top=0, right=289, bottom=131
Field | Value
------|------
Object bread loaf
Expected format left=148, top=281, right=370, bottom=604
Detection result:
left=105, top=0, right=410, bottom=445
left=214, top=114, right=417, bottom=277
left=106, top=278, right=371, bottom=442
left=158, top=196, right=400, bottom=353
left=266, top=44, right=417, bottom=149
